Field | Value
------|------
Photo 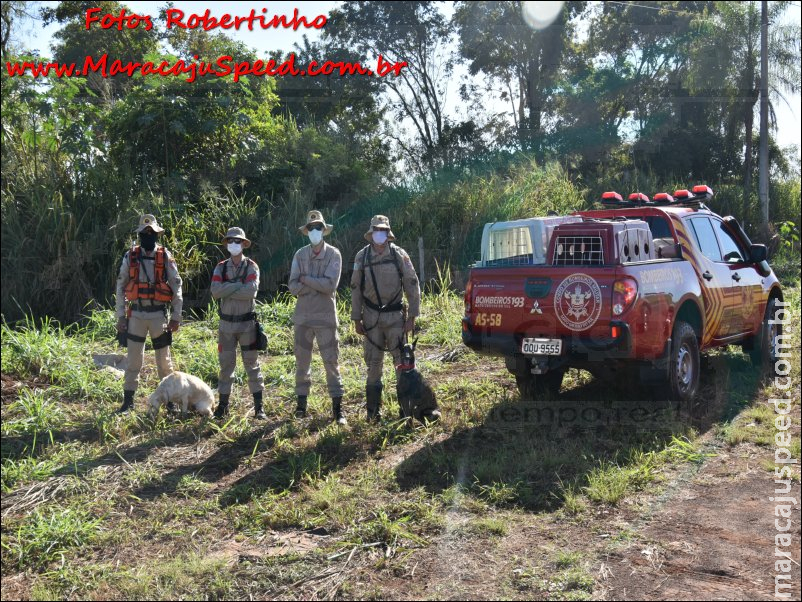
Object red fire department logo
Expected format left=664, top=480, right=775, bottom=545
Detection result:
left=555, top=274, right=603, bottom=331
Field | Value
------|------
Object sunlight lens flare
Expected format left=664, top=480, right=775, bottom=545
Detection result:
left=521, top=1, right=565, bottom=30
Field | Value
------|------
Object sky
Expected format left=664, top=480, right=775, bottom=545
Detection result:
left=15, top=1, right=802, bottom=157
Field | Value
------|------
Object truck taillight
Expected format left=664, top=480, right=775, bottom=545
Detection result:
left=612, top=278, right=638, bottom=316
left=464, top=279, right=474, bottom=313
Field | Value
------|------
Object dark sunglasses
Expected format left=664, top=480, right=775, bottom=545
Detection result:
left=308, top=224, right=324, bottom=231
left=227, top=238, right=244, bottom=244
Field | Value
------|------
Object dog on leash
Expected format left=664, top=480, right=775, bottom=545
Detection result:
left=147, top=371, right=214, bottom=419
left=396, top=337, right=441, bottom=423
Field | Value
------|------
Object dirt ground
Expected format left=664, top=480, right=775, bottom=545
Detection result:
left=600, top=443, right=801, bottom=601
left=346, top=421, right=802, bottom=601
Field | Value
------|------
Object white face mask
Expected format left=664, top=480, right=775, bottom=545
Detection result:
left=308, top=229, right=323, bottom=245
left=227, top=243, right=243, bottom=256
left=372, top=230, right=389, bottom=245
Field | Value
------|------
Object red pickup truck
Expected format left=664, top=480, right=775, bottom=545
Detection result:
left=462, top=187, right=783, bottom=402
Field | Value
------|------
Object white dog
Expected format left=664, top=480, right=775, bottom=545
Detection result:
left=147, top=372, right=214, bottom=419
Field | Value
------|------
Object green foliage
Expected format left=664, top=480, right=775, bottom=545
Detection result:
left=1, top=388, right=63, bottom=452
left=4, top=507, right=101, bottom=569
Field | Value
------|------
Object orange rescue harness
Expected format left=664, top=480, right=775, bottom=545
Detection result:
left=124, top=245, right=174, bottom=303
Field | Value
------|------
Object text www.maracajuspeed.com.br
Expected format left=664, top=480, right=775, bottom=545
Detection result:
left=6, top=53, right=408, bottom=83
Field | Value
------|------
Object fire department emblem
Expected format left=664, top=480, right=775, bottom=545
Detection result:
left=555, top=274, right=603, bottom=331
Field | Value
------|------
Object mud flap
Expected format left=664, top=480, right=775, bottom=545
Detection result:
left=639, top=338, right=672, bottom=385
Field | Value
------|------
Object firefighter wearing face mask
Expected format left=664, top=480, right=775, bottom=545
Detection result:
left=351, top=215, right=420, bottom=421
left=211, top=227, right=266, bottom=420
left=288, top=211, right=346, bottom=425
left=115, top=214, right=183, bottom=413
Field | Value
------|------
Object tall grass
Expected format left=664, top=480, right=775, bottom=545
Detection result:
left=2, top=156, right=586, bottom=322
left=5, top=146, right=798, bottom=323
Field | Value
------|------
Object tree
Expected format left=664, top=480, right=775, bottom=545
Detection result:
left=689, top=1, right=800, bottom=216
left=42, top=1, right=160, bottom=102
left=326, top=1, right=473, bottom=174
left=1, top=1, right=40, bottom=57
left=455, top=1, right=586, bottom=155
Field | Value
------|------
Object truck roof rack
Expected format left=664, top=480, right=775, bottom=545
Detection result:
left=599, top=185, right=713, bottom=210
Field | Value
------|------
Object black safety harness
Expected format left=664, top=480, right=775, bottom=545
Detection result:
left=359, top=244, right=407, bottom=352
left=360, top=244, right=404, bottom=313
left=218, top=258, right=256, bottom=323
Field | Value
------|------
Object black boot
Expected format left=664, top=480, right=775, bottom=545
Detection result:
left=332, top=396, right=347, bottom=426
left=117, top=389, right=135, bottom=414
left=295, top=395, right=307, bottom=418
left=365, top=383, right=382, bottom=422
left=253, top=391, right=266, bottom=420
left=214, top=393, right=230, bottom=419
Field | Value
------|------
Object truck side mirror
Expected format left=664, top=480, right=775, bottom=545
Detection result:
left=750, top=244, right=767, bottom=263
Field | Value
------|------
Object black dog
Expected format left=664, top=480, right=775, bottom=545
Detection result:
left=396, top=337, right=440, bottom=423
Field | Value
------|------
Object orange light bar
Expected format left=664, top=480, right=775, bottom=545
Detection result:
left=692, top=184, right=713, bottom=196
left=673, top=189, right=691, bottom=199
left=628, top=192, right=650, bottom=202
left=601, top=191, right=623, bottom=202
left=611, top=325, right=620, bottom=339
left=654, top=192, right=674, bottom=202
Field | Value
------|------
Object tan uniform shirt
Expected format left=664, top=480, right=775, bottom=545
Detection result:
left=115, top=244, right=183, bottom=321
left=288, top=242, right=342, bottom=327
left=350, top=243, right=420, bottom=320
left=211, top=257, right=260, bottom=333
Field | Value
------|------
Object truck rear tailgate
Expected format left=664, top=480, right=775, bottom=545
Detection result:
left=465, top=266, right=621, bottom=355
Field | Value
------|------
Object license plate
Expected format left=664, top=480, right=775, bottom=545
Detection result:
left=521, top=338, right=562, bottom=356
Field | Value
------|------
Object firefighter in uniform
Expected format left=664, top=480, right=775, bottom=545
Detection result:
left=288, top=211, right=346, bottom=425
left=351, top=215, right=421, bottom=421
left=115, top=214, right=183, bottom=413
left=211, top=227, right=266, bottom=420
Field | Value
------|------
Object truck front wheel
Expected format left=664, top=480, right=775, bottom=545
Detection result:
left=516, top=368, right=566, bottom=400
left=748, top=297, right=780, bottom=374
left=668, top=320, right=700, bottom=402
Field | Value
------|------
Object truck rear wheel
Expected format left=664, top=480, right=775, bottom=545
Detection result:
left=516, top=368, right=566, bottom=400
left=667, top=320, right=699, bottom=402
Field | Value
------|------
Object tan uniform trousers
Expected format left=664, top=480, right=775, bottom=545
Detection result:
left=218, top=323, right=264, bottom=395
left=363, top=309, right=405, bottom=385
left=294, top=324, right=343, bottom=397
left=124, top=313, right=174, bottom=391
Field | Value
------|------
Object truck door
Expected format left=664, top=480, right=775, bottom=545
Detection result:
left=686, top=216, right=737, bottom=339
left=712, top=217, right=763, bottom=336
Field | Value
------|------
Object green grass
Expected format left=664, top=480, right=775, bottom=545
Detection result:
left=3, top=507, right=102, bottom=569
left=555, top=551, right=584, bottom=569
left=583, top=462, right=632, bottom=505
left=1, top=277, right=799, bottom=598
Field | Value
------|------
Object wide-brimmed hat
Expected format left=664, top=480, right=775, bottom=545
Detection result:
left=135, top=214, right=164, bottom=234
left=364, top=215, right=396, bottom=242
left=298, top=210, right=334, bottom=236
left=221, top=226, right=252, bottom=248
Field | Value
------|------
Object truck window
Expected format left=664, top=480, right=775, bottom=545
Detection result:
left=487, top=226, right=534, bottom=264
left=713, top=219, right=745, bottom=263
left=688, top=217, right=723, bottom=262
left=643, top=216, right=671, bottom=239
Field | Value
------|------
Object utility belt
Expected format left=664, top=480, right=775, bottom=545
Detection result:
left=130, top=302, right=167, bottom=314
left=363, top=298, right=404, bottom=313
left=219, top=309, right=256, bottom=323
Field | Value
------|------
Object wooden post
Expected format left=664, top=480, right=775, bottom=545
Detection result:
left=418, top=236, right=425, bottom=290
